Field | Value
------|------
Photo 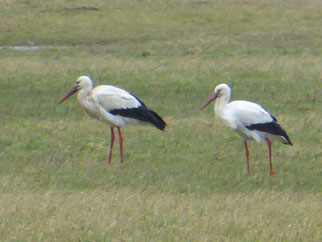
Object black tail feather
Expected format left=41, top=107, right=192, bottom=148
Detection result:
left=149, top=110, right=167, bottom=130
left=246, top=122, right=292, bottom=145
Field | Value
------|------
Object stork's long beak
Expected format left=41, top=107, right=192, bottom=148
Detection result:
left=58, top=85, right=79, bottom=104
left=200, top=93, right=218, bottom=110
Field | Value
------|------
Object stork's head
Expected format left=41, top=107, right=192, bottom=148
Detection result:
left=201, top=83, right=231, bottom=110
left=214, top=83, right=231, bottom=98
left=58, top=76, right=93, bottom=104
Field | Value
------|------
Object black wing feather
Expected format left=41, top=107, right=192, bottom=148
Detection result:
left=110, top=106, right=166, bottom=130
left=246, top=122, right=292, bottom=145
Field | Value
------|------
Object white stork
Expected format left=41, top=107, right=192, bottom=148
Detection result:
left=201, top=83, right=292, bottom=176
left=59, top=76, right=166, bottom=164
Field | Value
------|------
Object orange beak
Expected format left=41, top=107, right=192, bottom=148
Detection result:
left=58, top=85, right=79, bottom=104
left=200, top=93, right=218, bottom=110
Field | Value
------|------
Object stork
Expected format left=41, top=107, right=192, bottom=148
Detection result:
left=59, top=76, right=166, bottom=164
left=201, top=83, right=292, bottom=176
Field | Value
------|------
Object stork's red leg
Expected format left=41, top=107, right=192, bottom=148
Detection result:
left=266, top=138, right=274, bottom=176
left=244, top=141, right=250, bottom=175
left=108, top=127, right=115, bottom=164
left=117, top=127, right=124, bottom=163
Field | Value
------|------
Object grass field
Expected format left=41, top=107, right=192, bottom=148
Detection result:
left=1, top=0, right=321, bottom=240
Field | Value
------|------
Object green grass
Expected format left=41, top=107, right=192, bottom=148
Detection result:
left=0, top=0, right=321, bottom=240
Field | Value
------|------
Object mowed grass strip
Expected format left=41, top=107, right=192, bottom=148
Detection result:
left=1, top=189, right=321, bottom=241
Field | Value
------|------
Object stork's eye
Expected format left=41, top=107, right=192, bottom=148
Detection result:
left=217, top=89, right=221, bottom=95
left=76, top=81, right=80, bottom=85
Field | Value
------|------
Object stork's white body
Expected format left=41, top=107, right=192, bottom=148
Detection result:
left=201, top=83, right=292, bottom=176
left=77, top=85, right=143, bottom=127
left=215, top=100, right=286, bottom=144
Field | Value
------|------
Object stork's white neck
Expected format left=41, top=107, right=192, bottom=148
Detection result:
left=77, top=86, right=92, bottom=104
left=214, top=90, right=231, bottom=119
